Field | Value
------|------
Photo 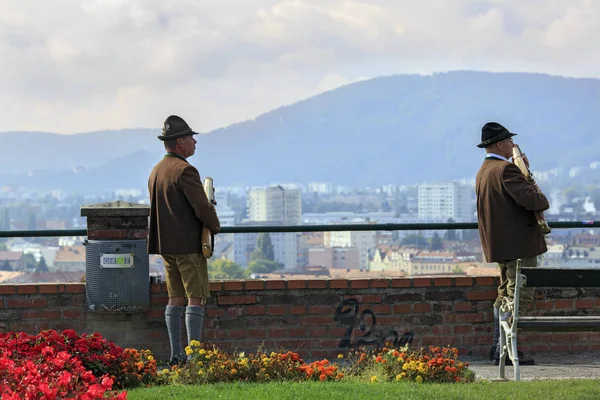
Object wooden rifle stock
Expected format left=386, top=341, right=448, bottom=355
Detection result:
left=201, top=177, right=215, bottom=258
left=512, top=145, right=551, bottom=235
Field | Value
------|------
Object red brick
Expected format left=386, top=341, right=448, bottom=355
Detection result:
left=267, top=306, right=287, bottom=315
left=455, top=277, right=474, bottom=287
left=555, top=300, right=572, bottom=309
left=362, top=295, right=382, bottom=303
left=23, top=311, right=43, bottom=319
left=41, top=310, right=62, bottom=320
left=370, top=304, right=391, bottom=314
left=265, top=280, right=285, bottom=290
left=7, top=298, right=47, bottom=308
left=289, top=306, right=306, bottom=315
left=467, top=291, right=497, bottom=301
left=64, top=284, right=85, bottom=294
left=534, top=300, right=552, bottom=310
left=209, top=282, right=223, bottom=291
left=287, top=280, right=307, bottom=289
left=317, top=339, right=339, bottom=348
left=463, top=335, right=492, bottom=345
left=349, top=279, right=369, bottom=289
left=453, top=325, right=473, bottom=334
left=269, top=329, right=288, bottom=338
left=247, top=329, right=267, bottom=338
left=307, top=280, right=326, bottom=289
left=150, top=283, right=162, bottom=293
left=227, top=307, right=245, bottom=318
left=414, top=303, right=431, bottom=313
left=246, top=305, right=266, bottom=315
left=413, top=278, right=431, bottom=287
left=391, top=279, right=410, bottom=288
left=369, top=279, right=389, bottom=288
left=393, top=304, right=411, bottom=313
left=37, top=285, right=60, bottom=294
left=309, top=327, right=327, bottom=337
left=576, top=299, right=594, bottom=309
left=475, top=277, right=495, bottom=286
left=308, top=306, right=331, bottom=315
left=433, top=278, right=452, bottom=287
left=433, top=325, right=452, bottom=335
left=223, top=281, right=243, bottom=291
left=301, top=316, right=331, bottom=326
left=329, top=279, right=348, bottom=289
left=0, top=285, right=16, bottom=294
left=550, top=345, right=570, bottom=353
left=17, top=285, right=37, bottom=294
left=228, top=330, right=247, bottom=339
left=454, top=302, right=473, bottom=312
left=217, top=295, right=257, bottom=305
left=150, top=297, right=168, bottom=306
left=288, top=328, right=306, bottom=337
left=444, top=313, right=485, bottom=323
left=245, top=280, right=264, bottom=290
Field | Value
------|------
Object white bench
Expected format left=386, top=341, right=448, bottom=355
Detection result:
left=498, top=260, right=600, bottom=381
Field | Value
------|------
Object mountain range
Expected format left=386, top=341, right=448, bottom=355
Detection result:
left=2, top=70, right=600, bottom=193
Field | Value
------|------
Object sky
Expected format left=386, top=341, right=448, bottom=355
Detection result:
left=1, top=0, right=599, bottom=134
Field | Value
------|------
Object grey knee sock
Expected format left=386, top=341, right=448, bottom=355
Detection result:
left=165, top=305, right=184, bottom=362
left=185, top=305, right=205, bottom=345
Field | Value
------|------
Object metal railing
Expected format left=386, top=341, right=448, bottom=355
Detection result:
left=0, top=220, right=598, bottom=238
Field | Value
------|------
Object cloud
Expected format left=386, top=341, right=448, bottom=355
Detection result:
left=1, top=0, right=599, bottom=133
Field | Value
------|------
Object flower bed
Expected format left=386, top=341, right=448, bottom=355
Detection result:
left=159, top=341, right=474, bottom=385
left=0, top=330, right=156, bottom=399
left=1, top=329, right=474, bottom=398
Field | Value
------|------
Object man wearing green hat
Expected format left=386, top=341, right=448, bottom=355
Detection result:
left=475, top=122, right=550, bottom=366
left=148, top=115, right=220, bottom=366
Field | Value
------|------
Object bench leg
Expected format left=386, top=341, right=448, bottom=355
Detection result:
left=498, top=259, right=526, bottom=381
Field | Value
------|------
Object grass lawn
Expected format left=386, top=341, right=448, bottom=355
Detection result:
left=127, top=379, right=600, bottom=400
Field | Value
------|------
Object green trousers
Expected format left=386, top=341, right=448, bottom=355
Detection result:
left=493, top=256, right=538, bottom=310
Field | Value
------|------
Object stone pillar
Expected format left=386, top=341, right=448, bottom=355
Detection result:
left=81, top=200, right=150, bottom=240
left=80, top=201, right=151, bottom=312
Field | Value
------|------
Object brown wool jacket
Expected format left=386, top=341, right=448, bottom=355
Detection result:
left=147, top=153, right=220, bottom=255
left=476, top=157, right=549, bottom=263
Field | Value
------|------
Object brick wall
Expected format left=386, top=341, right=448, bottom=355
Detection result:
left=1, top=276, right=599, bottom=360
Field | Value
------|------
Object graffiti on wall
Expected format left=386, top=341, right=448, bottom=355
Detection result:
left=333, top=298, right=414, bottom=348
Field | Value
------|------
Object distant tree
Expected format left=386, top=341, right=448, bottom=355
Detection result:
left=429, top=232, right=443, bottom=251
left=0, top=242, right=6, bottom=251
left=246, top=259, right=282, bottom=275
left=23, top=253, right=37, bottom=270
left=461, top=229, right=479, bottom=242
left=444, top=218, right=457, bottom=241
left=208, top=259, right=245, bottom=279
left=400, top=234, right=428, bottom=249
left=251, top=233, right=275, bottom=261
left=0, top=259, right=12, bottom=271
left=35, top=256, right=49, bottom=273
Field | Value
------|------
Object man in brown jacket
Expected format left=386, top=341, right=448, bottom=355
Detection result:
left=148, top=115, right=220, bottom=365
left=475, top=122, right=550, bottom=366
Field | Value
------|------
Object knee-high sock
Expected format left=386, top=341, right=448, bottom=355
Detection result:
left=186, top=305, right=205, bottom=345
left=165, top=305, right=184, bottom=362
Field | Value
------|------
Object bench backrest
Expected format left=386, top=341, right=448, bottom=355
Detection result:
left=521, top=267, right=600, bottom=287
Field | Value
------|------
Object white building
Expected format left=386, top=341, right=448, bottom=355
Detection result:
left=248, top=185, right=302, bottom=225
left=326, top=229, right=376, bottom=270
left=232, top=224, right=298, bottom=270
left=417, top=182, right=472, bottom=222
left=308, top=182, right=333, bottom=194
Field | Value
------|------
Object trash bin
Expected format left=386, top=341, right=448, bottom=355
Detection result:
left=81, top=200, right=150, bottom=312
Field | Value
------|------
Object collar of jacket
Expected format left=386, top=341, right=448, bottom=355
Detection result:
left=164, top=152, right=188, bottom=163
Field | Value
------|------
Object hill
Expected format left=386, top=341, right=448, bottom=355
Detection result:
left=1, top=70, right=599, bottom=192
